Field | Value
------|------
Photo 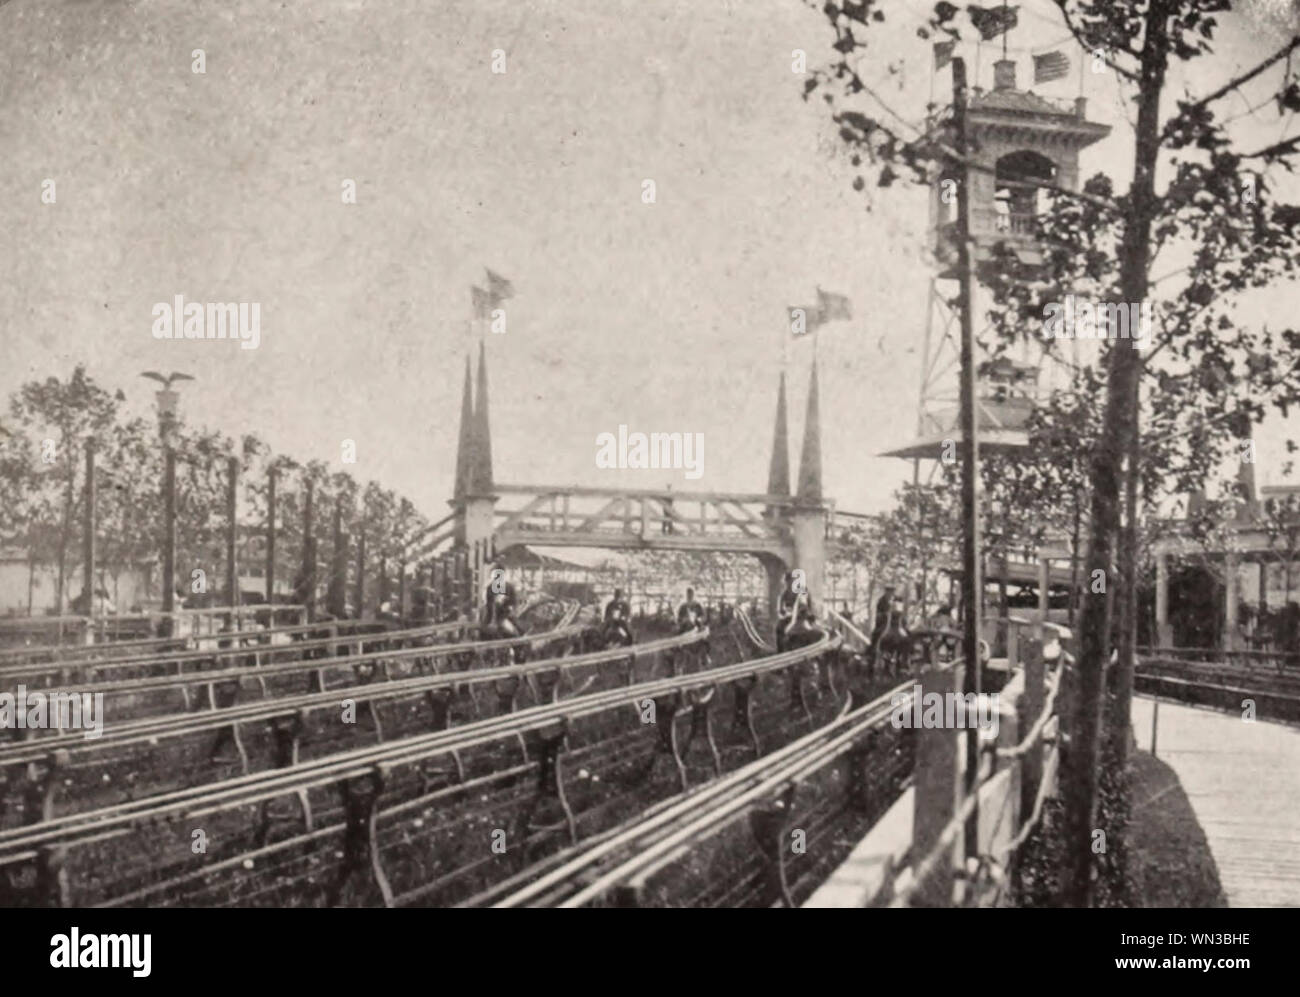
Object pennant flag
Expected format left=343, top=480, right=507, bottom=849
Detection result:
left=485, top=269, right=515, bottom=304
left=967, top=4, right=1018, bottom=41
left=1033, top=50, right=1070, bottom=83
left=471, top=285, right=492, bottom=320
left=934, top=40, right=956, bottom=70
left=816, top=288, right=853, bottom=322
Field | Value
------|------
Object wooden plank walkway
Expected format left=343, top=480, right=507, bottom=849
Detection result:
left=1131, top=696, right=1300, bottom=907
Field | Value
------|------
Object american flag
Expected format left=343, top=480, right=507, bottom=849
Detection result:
left=1033, top=50, right=1071, bottom=83
left=967, top=4, right=1018, bottom=42
left=934, top=40, right=956, bottom=70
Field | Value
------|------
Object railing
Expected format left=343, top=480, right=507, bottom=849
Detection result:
left=0, top=605, right=308, bottom=652
left=1136, top=646, right=1300, bottom=724
left=0, top=612, right=348, bottom=668
left=0, top=619, right=475, bottom=691
left=491, top=484, right=796, bottom=550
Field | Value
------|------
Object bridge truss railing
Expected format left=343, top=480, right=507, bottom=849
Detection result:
left=491, top=484, right=799, bottom=549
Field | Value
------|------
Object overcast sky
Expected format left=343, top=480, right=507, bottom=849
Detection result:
left=2, top=0, right=1298, bottom=520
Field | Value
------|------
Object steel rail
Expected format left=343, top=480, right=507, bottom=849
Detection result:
left=0, top=618, right=313, bottom=664
left=0, top=628, right=837, bottom=863
left=0, top=595, right=578, bottom=681
left=0, top=604, right=303, bottom=632
left=0, top=619, right=476, bottom=686
left=95, top=630, right=832, bottom=908
left=492, top=677, right=905, bottom=908
left=0, top=628, right=687, bottom=766
left=1, top=623, right=588, bottom=725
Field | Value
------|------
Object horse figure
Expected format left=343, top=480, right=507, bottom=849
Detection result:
left=782, top=591, right=823, bottom=652
left=480, top=590, right=523, bottom=666
left=873, top=598, right=911, bottom=677
left=599, top=603, right=634, bottom=649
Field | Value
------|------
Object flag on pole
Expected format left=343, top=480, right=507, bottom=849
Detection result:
left=485, top=269, right=514, bottom=305
left=816, top=287, right=853, bottom=322
left=934, top=40, right=956, bottom=70
left=967, top=4, right=1018, bottom=41
left=1032, top=50, right=1070, bottom=83
left=471, top=285, right=492, bottom=320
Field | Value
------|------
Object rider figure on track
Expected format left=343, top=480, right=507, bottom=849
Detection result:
left=603, top=587, right=633, bottom=645
left=869, top=585, right=897, bottom=648
left=777, top=571, right=818, bottom=651
left=481, top=562, right=520, bottom=638
left=676, top=587, right=706, bottom=634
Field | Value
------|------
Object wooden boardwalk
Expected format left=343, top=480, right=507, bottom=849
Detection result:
left=1131, top=696, right=1300, bottom=907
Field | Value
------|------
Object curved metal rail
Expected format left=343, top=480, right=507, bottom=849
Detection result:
left=0, top=597, right=578, bottom=684
left=1, top=623, right=588, bottom=736
left=0, top=619, right=478, bottom=689
left=84, top=627, right=840, bottom=908
left=0, top=624, right=677, bottom=770
left=0, top=628, right=836, bottom=868
left=0, top=604, right=307, bottom=653
left=486, top=674, right=907, bottom=908
left=0, top=613, right=346, bottom=667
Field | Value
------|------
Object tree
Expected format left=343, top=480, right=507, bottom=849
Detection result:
left=96, top=416, right=162, bottom=610
left=7, top=366, right=120, bottom=613
left=809, top=0, right=1300, bottom=905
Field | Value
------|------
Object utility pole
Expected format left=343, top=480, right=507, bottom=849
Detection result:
left=225, top=456, right=238, bottom=626
left=266, top=466, right=277, bottom=606
left=82, top=439, right=96, bottom=622
left=355, top=528, right=366, bottom=620
left=952, top=56, right=983, bottom=859
left=302, top=479, right=316, bottom=623
left=162, top=448, right=176, bottom=634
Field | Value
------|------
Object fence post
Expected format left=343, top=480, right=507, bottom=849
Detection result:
left=910, top=661, right=963, bottom=906
left=1019, top=638, right=1044, bottom=823
left=1151, top=696, right=1159, bottom=759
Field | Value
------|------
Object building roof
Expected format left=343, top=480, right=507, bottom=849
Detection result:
left=970, top=88, right=1074, bottom=117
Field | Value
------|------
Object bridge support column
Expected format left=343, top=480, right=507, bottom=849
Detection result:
left=791, top=504, right=826, bottom=613
left=760, top=555, right=787, bottom=628
left=458, top=496, right=497, bottom=616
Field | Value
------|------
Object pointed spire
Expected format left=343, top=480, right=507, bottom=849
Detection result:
left=1236, top=456, right=1259, bottom=522
left=471, top=338, right=495, bottom=494
left=796, top=360, right=823, bottom=503
left=767, top=372, right=791, bottom=497
left=453, top=354, right=474, bottom=499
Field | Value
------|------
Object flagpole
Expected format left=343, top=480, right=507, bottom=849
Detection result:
left=1001, top=0, right=1009, bottom=60
left=929, top=46, right=936, bottom=114
left=1078, top=34, right=1086, bottom=97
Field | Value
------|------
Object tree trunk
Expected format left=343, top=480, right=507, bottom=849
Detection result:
left=1059, top=0, right=1168, bottom=908
left=1069, top=481, right=1082, bottom=627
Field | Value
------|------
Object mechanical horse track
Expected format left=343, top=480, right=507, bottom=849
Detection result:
left=0, top=600, right=914, bottom=908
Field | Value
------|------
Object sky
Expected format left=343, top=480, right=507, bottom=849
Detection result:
left=1, top=0, right=1299, bottom=524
